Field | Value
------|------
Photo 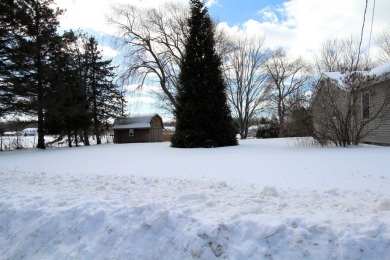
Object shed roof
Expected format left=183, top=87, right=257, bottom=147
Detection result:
left=112, top=114, right=162, bottom=130
left=22, top=128, right=37, bottom=132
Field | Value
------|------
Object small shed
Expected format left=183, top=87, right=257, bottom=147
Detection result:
left=112, top=114, right=164, bottom=143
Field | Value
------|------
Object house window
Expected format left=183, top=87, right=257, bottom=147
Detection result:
left=129, top=129, right=134, bottom=136
left=362, top=92, right=370, bottom=119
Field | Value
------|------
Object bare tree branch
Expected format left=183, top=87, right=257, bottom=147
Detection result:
left=107, top=3, right=189, bottom=113
left=224, top=35, right=270, bottom=139
left=376, top=24, right=390, bottom=63
left=265, top=50, right=312, bottom=137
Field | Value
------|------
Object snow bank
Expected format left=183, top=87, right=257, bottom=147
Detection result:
left=0, top=138, right=389, bottom=259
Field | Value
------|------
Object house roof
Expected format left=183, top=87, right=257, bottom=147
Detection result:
left=321, top=61, right=390, bottom=89
left=369, top=61, right=390, bottom=77
left=322, top=72, right=345, bottom=86
left=112, top=114, right=162, bottom=130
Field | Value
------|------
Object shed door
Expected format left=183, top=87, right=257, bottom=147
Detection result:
left=149, top=129, right=161, bottom=142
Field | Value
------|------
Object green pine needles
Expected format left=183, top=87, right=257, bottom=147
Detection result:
left=171, top=0, right=238, bottom=148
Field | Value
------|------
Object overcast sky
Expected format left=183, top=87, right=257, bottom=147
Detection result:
left=54, top=0, right=390, bottom=117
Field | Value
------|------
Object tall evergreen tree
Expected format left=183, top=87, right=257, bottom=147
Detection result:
left=0, top=0, right=30, bottom=117
left=82, top=36, right=123, bottom=145
left=171, top=0, right=237, bottom=148
left=0, top=0, right=63, bottom=149
left=45, top=31, right=91, bottom=147
left=45, top=32, right=122, bottom=147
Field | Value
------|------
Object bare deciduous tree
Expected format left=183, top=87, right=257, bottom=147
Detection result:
left=265, top=50, right=312, bottom=137
left=108, top=3, right=189, bottom=113
left=224, top=35, right=270, bottom=139
left=314, top=36, right=372, bottom=75
left=376, top=24, right=390, bottom=63
left=108, top=3, right=233, bottom=114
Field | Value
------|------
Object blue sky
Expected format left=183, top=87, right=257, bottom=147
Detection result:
left=208, top=0, right=285, bottom=26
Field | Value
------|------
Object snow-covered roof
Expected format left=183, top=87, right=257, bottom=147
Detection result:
left=112, top=114, right=161, bottom=130
left=22, top=128, right=37, bottom=132
left=3, top=131, right=17, bottom=135
left=112, top=123, right=151, bottom=129
left=321, top=61, right=390, bottom=89
left=322, top=72, right=345, bottom=86
left=369, top=61, right=390, bottom=76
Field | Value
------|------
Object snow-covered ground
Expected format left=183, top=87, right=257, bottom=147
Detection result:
left=1, top=138, right=389, bottom=259
left=0, top=135, right=113, bottom=151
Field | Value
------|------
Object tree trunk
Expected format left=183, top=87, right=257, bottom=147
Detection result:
left=278, top=103, right=285, bottom=137
left=74, top=131, right=78, bottom=147
left=83, top=129, right=90, bottom=146
left=37, top=107, right=45, bottom=149
left=67, top=129, right=72, bottom=147
left=91, top=66, right=101, bottom=145
left=35, top=9, right=45, bottom=149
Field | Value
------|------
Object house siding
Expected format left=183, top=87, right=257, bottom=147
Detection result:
left=358, top=80, right=390, bottom=145
left=312, top=73, right=390, bottom=146
left=311, top=79, right=348, bottom=142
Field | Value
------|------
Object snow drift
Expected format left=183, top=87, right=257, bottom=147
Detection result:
left=0, top=138, right=389, bottom=259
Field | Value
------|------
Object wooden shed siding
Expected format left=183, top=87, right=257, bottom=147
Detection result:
left=114, top=129, right=150, bottom=143
left=358, top=80, right=390, bottom=145
left=149, top=116, right=163, bottom=142
left=149, top=128, right=163, bottom=142
left=113, top=114, right=164, bottom=143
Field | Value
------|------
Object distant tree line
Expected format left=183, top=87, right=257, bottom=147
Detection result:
left=0, top=0, right=124, bottom=148
left=3, top=1, right=389, bottom=148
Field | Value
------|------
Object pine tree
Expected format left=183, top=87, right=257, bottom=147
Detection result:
left=0, top=0, right=63, bottom=149
left=0, top=0, right=31, bottom=117
left=45, top=31, right=91, bottom=147
left=82, top=36, right=123, bottom=145
left=171, top=0, right=237, bottom=148
left=45, top=32, right=122, bottom=147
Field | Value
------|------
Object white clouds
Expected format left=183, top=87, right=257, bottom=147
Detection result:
left=220, top=0, right=389, bottom=61
left=56, top=0, right=114, bottom=34
left=99, top=45, right=118, bottom=57
left=124, top=84, right=161, bottom=112
left=56, top=0, right=389, bottom=62
left=126, top=96, right=155, bottom=104
left=205, top=0, right=218, bottom=8
left=56, top=0, right=188, bottom=35
left=257, top=7, right=279, bottom=24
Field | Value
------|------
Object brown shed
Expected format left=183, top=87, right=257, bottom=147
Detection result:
left=113, top=114, right=164, bottom=143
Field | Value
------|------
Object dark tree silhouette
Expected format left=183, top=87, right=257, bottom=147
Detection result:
left=171, top=0, right=237, bottom=148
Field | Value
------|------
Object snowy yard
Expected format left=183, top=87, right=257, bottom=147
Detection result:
left=0, top=138, right=389, bottom=259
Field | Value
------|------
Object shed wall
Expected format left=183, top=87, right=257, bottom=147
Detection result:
left=114, top=129, right=150, bottom=143
left=113, top=114, right=164, bottom=143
